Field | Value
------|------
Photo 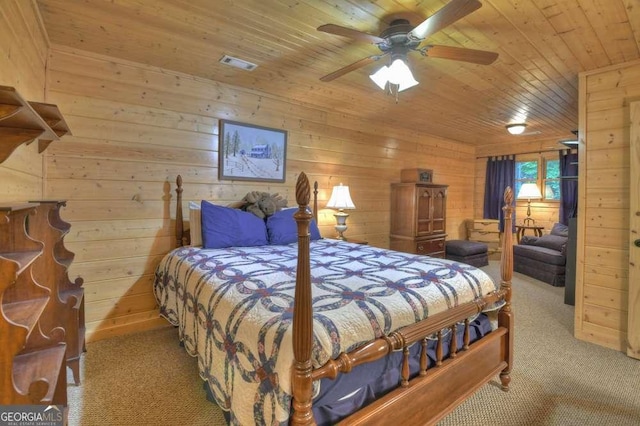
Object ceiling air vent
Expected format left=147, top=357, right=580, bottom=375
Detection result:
left=219, top=55, right=258, bottom=71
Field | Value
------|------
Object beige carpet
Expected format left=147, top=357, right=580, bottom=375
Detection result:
left=68, top=262, right=640, bottom=425
left=440, top=263, right=640, bottom=426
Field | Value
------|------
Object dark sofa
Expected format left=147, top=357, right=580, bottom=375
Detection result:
left=513, top=222, right=568, bottom=287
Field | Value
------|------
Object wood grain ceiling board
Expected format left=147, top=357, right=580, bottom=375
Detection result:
left=36, top=0, right=640, bottom=145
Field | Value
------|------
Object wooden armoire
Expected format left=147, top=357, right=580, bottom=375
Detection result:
left=390, top=183, right=448, bottom=258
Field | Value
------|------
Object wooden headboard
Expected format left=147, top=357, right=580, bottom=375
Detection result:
left=174, top=175, right=319, bottom=247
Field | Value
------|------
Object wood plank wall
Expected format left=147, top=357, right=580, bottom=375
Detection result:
left=0, top=0, right=49, bottom=202
left=576, top=59, right=640, bottom=352
left=44, top=46, right=477, bottom=341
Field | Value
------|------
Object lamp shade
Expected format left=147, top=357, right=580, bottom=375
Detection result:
left=506, top=123, right=527, bottom=135
left=517, top=183, right=542, bottom=199
left=326, top=183, right=355, bottom=210
left=388, top=59, right=418, bottom=91
left=369, top=65, right=390, bottom=90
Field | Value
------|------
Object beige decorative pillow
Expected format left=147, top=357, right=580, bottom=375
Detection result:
left=189, top=201, right=202, bottom=247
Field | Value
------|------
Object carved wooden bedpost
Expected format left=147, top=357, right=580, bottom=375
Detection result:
left=313, top=181, right=318, bottom=224
left=499, top=186, right=514, bottom=391
left=176, top=175, right=184, bottom=248
left=291, top=172, right=315, bottom=425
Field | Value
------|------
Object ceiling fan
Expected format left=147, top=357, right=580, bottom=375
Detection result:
left=317, top=0, right=498, bottom=86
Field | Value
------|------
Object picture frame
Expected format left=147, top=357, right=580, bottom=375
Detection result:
left=218, top=120, right=287, bottom=183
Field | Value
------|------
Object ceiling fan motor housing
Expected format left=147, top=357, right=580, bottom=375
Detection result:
left=378, top=19, right=422, bottom=53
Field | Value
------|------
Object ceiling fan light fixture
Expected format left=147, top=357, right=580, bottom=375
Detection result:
left=397, top=74, right=419, bottom=92
left=506, top=123, right=527, bottom=135
left=369, top=58, right=419, bottom=92
left=369, top=65, right=390, bottom=90
left=388, top=58, right=414, bottom=85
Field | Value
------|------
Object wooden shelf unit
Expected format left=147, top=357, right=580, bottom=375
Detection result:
left=13, top=345, right=67, bottom=404
left=28, top=200, right=86, bottom=385
left=0, top=200, right=85, bottom=412
left=0, top=204, right=67, bottom=406
left=0, top=85, right=70, bottom=164
left=28, top=102, right=71, bottom=154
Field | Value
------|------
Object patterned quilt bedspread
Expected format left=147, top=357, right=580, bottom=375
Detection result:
left=153, top=239, right=497, bottom=425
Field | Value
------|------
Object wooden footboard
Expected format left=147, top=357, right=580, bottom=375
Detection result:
left=291, top=172, right=514, bottom=425
left=342, top=329, right=508, bottom=425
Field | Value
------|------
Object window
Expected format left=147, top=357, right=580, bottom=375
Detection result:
left=515, top=156, right=560, bottom=202
left=544, top=159, right=560, bottom=201
left=515, top=160, right=538, bottom=197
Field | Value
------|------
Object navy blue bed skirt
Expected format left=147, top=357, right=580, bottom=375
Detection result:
left=209, top=313, right=493, bottom=425
left=312, top=313, right=492, bottom=425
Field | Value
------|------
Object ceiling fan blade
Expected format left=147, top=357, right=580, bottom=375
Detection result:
left=320, top=54, right=386, bottom=82
left=425, top=45, right=498, bottom=65
left=408, top=0, right=482, bottom=41
left=317, top=24, right=385, bottom=44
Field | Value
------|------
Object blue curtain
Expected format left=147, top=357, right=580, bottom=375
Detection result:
left=484, top=156, right=515, bottom=232
left=560, top=150, right=578, bottom=224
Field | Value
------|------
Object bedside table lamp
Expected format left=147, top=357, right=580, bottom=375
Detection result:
left=326, top=183, right=356, bottom=240
left=517, top=183, right=542, bottom=226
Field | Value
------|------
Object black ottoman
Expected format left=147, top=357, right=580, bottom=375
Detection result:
left=445, top=240, right=489, bottom=267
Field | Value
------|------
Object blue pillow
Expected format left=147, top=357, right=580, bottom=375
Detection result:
left=201, top=200, right=268, bottom=249
left=266, top=208, right=321, bottom=245
left=550, top=222, right=569, bottom=237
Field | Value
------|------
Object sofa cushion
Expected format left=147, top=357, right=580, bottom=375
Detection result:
left=550, top=222, right=569, bottom=237
left=513, top=244, right=566, bottom=266
left=520, top=235, right=539, bottom=245
left=532, top=234, right=567, bottom=254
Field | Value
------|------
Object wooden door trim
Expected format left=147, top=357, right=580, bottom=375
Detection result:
left=628, top=101, right=640, bottom=359
left=574, top=73, right=588, bottom=339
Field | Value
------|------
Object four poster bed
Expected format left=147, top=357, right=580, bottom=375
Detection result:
left=153, top=173, right=514, bottom=425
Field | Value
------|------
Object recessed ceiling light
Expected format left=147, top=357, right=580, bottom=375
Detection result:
left=219, top=55, right=258, bottom=71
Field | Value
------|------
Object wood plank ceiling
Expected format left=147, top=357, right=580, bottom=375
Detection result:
left=36, top=0, right=640, bottom=146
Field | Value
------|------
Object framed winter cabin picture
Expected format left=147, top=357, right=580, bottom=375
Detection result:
left=218, top=120, right=287, bottom=183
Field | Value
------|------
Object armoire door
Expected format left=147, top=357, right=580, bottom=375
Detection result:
left=416, top=186, right=433, bottom=236
left=431, top=187, right=447, bottom=234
